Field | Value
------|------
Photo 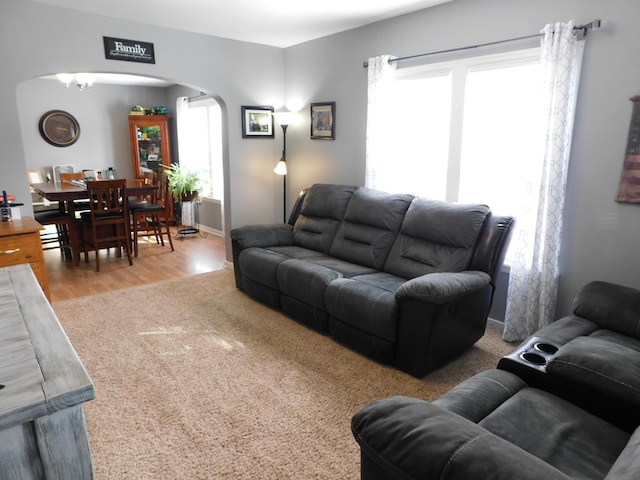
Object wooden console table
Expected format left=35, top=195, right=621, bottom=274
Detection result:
left=0, top=216, right=50, bottom=300
left=0, top=264, right=95, bottom=479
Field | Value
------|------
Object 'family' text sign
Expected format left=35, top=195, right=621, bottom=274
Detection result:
left=103, top=37, right=155, bottom=64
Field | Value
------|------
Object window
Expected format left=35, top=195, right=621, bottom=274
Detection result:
left=379, top=48, right=544, bottom=263
left=176, top=96, right=223, bottom=200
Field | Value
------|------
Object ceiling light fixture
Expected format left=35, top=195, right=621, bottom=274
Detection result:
left=56, top=73, right=95, bottom=91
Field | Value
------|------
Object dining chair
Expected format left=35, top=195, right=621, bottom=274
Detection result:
left=130, top=172, right=174, bottom=257
left=60, top=171, right=92, bottom=214
left=128, top=171, right=156, bottom=210
left=80, top=179, right=133, bottom=272
left=34, top=208, right=73, bottom=258
left=28, top=169, right=71, bottom=257
left=59, top=172, right=86, bottom=182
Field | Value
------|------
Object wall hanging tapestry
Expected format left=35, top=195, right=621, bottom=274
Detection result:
left=616, top=95, right=640, bottom=204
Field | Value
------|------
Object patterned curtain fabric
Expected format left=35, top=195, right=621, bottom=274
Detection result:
left=365, top=55, right=397, bottom=189
left=503, top=21, right=585, bottom=341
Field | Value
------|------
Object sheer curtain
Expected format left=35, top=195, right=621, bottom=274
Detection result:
left=503, top=21, right=585, bottom=341
left=365, top=55, right=397, bottom=189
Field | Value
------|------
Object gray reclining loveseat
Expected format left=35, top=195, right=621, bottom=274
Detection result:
left=231, top=184, right=514, bottom=377
left=352, top=280, right=640, bottom=479
left=352, top=368, right=640, bottom=479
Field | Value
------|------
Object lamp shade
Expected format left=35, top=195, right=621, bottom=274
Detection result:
left=273, top=111, right=296, bottom=126
left=274, top=159, right=287, bottom=175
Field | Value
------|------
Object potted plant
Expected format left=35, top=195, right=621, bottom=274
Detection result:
left=164, top=163, right=202, bottom=203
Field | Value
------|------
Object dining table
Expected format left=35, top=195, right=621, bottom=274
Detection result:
left=31, top=180, right=157, bottom=266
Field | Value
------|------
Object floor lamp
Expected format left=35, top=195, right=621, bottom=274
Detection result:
left=273, top=112, right=295, bottom=223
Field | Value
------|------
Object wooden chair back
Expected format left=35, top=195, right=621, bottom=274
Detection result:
left=60, top=172, right=86, bottom=182
left=156, top=173, right=171, bottom=211
left=83, top=179, right=132, bottom=271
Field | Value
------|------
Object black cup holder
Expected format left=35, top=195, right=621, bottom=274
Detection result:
left=534, top=342, right=559, bottom=355
left=520, top=352, right=547, bottom=365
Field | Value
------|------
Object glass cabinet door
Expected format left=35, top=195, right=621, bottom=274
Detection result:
left=129, top=115, right=172, bottom=180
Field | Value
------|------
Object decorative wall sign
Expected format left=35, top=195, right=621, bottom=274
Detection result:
left=103, top=36, right=155, bottom=64
left=241, top=106, right=274, bottom=138
left=616, top=95, right=640, bottom=203
left=310, top=102, right=335, bottom=140
left=39, top=110, right=80, bottom=147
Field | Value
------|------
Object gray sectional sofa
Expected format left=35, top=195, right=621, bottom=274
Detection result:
left=231, top=184, right=514, bottom=377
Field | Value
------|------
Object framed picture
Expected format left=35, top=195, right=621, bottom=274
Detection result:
left=310, top=102, right=335, bottom=140
left=52, top=165, right=75, bottom=184
left=241, top=106, right=274, bottom=138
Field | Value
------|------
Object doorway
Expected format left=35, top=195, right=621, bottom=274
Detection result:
left=175, top=94, right=224, bottom=235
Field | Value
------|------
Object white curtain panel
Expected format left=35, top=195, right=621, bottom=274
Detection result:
left=365, top=55, right=397, bottom=189
left=503, top=21, right=585, bottom=341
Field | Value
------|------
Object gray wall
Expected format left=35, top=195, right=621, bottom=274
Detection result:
left=1, top=0, right=285, bottom=261
left=17, top=79, right=167, bottom=180
left=17, top=79, right=224, bottom=232
left=3, top=0, right=640, bottom=319
left=284, top=0, right=640, bottom=317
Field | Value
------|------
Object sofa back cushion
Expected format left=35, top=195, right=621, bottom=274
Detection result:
left=329, top=188, right=414, bottom=269
left=383, top=198, right=490, bottom=279
left=293, top=184, right=357, bottom=253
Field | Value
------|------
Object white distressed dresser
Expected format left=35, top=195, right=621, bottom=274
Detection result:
left=0, top=263, right=95, bottom=479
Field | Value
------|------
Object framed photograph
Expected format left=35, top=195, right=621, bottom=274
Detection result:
left=242, top=106, right=274, bottom=138
left=52, top=165, right=75, bottom=184
left=310, top=102, right=335, bottom=140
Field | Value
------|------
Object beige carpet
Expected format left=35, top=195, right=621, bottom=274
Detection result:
left=53, top=268, right=515, bottom=479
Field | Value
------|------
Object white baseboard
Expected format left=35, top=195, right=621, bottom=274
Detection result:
left=487, top=317, right=504, bottom=331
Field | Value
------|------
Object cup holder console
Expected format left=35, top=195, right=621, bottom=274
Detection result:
left=534, top=342, right=559, bottom=355
left=500, top=337, right=562, bottom=374
left=520, top=351, right=547, bottom=365
left=498, top=337, right=564, bottom=388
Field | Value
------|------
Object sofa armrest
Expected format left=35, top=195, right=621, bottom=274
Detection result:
left=230, top=223, right=294, bottom=249
left=572, top=281, right=640, bottom=337
left=352, top=395, right=570, bottom=480
left=395, top=271, right=490, bottom=304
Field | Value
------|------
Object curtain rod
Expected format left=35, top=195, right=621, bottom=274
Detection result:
left=362, top=19, right=601, bottom=68
left=187, top=92, right=208, bottom=101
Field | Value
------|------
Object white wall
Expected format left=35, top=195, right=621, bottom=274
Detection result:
left=284, top=0, right=640, bottom=317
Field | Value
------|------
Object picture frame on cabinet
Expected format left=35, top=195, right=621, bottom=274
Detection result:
left=241, top=106, right=274, bottom=138
left=310, top=102, right=335, bottom=140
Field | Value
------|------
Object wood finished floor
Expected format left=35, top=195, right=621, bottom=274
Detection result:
left=44, top=228, right=227, bottom=302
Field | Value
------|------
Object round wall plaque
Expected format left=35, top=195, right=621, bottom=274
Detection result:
left=39, top=110, right=80, bottom=147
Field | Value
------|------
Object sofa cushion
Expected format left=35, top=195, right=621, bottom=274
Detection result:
left=305, top=256, right=377, bottom=278
left=384, top=198, right=490, bottom=279
left=329, top=187, right=414, bottom=269
left=325, top=273, right=406, bottom=341
left=267, top=245, right=329, bottom=260
left=238, top=247, right=288, bottom=289
left=546, top=336, right=640, bottom=409
left=589, top=329, right=640, bottom=352
left=572, top=281, right=640, bottom=339
left=293, top=184, right=357, bottom=253
left=479, top=388, right=629, bottom=479
left=276, top=259, right=342, bottom=310
left=605, top=426, right=640, bottom=479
